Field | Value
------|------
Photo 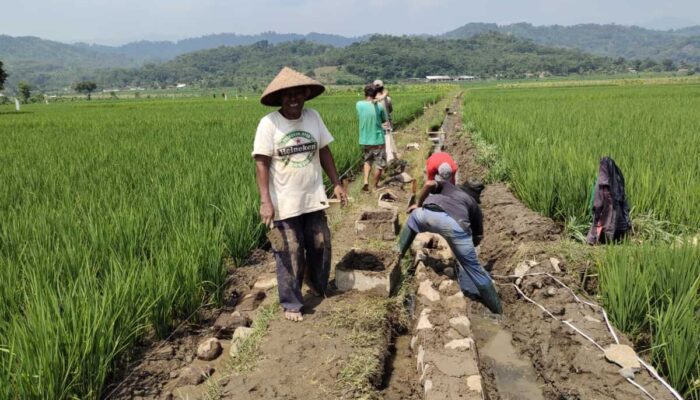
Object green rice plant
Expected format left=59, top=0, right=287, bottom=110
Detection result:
left=462, top=81, right=700, bottom=398
left=599, top=244, right=700, bottom=399
left=462, top=83, right=700, bottom=230
left=0, top=87, right=445, bottom=398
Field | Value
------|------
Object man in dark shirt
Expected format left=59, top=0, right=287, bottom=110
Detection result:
left=398, top=163, right=502, bottom=314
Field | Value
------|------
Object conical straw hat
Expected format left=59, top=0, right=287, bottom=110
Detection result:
left=260, top=66, right=325, bottom=107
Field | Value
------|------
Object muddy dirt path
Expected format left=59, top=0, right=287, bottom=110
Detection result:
left=106, top=95, right=453, bottom=400
left=106, top=92, right=678, bottom=400
left=449, top=99, right=676, bottom=400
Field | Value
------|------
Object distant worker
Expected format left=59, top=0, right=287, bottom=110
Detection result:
left=356, top=83, right=387, bottom=191
left=396, top=162, right=502, bottom=314
left=252, top=67, right=348, bottom=322
left=373, top=80, right=393, bottom=130
left=426, top=151, right=458, bottom=184
left=374, top=80, right=397, bottom=161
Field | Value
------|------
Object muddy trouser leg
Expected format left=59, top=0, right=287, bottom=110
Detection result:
left=409, top=209, right=502, bottom=314
left=301, top=211, right=332, bottom=296
left=272, top=215, right=306, bottom=312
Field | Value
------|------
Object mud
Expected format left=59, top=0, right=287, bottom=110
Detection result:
left=336, top=249, right=393, bottom=272
left=471, top=314, right=545, bottom=400
left=447, top=115, right=675, bottom=400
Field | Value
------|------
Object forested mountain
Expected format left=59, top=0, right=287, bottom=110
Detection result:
left=442, top=23, right=700, bottom=63
left=0, top=35, right=137, bottom=90
left=93, top=33, right=631, bottom=90
left=3, top=23, right=699, bottom=91
left=76, top=32, right=363, bottom=61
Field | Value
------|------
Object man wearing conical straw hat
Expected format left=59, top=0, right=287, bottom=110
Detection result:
left=253, top=67, right=348, bottom=322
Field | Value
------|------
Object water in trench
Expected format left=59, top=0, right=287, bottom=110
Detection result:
left=471, top=314, right=546, bottom=400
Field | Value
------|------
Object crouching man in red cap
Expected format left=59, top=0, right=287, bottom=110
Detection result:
left=397, top=161, right=502, bottom=314
left=252, top=67, right=347, bottom=322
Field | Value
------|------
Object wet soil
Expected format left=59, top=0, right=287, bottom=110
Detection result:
left=104, top=95, right=451, bottom=400
left=448, top=112, right=675, bottom=400
left=336, top=249, right=394, bottom=272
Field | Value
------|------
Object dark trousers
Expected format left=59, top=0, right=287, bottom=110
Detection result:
left=271, top=211, right=331, bottom=312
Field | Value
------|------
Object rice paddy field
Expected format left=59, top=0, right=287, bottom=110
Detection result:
left=0, top=88, right=443, bottom=398
left=463, top=81, right=700, bottom=398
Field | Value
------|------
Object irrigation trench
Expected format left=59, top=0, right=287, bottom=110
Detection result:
left=109, top=93, right=677, bottom=400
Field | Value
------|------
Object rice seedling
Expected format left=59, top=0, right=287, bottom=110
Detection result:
left=0, top=87, right=444, bottom=398
left=462, top=81, right=700, bottom=398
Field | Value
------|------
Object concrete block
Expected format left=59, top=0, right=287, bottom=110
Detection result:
left=335, top=249, right=400, bottom=297
left=355, top=209, right=399, bottom=241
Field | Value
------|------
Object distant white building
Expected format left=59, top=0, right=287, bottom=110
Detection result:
left=455, top=75, right=476, bottom=81
left=176, top=83, right=187, bottom=89
left=426, top=75, right=452, bottom=82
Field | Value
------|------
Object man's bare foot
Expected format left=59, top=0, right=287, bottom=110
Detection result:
left=284, top=310, right=303, bottom=322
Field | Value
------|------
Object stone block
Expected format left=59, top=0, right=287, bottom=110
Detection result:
left=355, top=209, right=399, bottom=241
left=335, top=249, right=400, bottom=297
left=449, top=316, right=471, bottom=337
left=418, top=280, right=441, bottom=305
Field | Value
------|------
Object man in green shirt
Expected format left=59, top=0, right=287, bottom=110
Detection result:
left=356, top=84, right=387, bottom=191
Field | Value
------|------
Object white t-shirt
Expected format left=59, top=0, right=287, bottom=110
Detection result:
left=252, top=108, right=334, bottom=221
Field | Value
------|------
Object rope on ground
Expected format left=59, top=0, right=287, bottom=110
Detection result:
left=496, top=271, right=683, bottom=400
left=509, top=283, right=653, bottom=399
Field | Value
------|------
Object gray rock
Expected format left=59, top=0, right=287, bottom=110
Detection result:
left=619, top=367, right=637, bottom=379
left=229, top=326, right=254, bottom=357
left=177, top=365, right=214, bottom=386
left=449, top=316, right=471, bottom=337
left=467, top=375, right=482, bottom=393
left=550, top=257, right=562, bottom=273
left=438, top=279, right=457, bottom=294
left=236, top=291, right=266, bottom=312
left=196, top=337, right=223, bottom=361
left=213, top=311, right=249, bottom=338
left=445, top=292, right=467, bottom=313
left=443, top=267, right=455, bottom=279
left=418, top=281, right=441, bottom=305
left=604, top=344, right=641, bottom=370
left=444, top=338, right=474, bottom=351
left=416, top=308, right=434, bottom=330
left=417, top=345, right=425, bottom=373
left=253, top=275, right=277, bottom=291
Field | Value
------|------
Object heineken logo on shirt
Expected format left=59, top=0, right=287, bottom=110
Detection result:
left=277, top=130, right=317, bottom=168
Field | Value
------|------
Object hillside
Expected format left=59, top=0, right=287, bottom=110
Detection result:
left=442, top=22, right=700, bottom=63
left=94, top=33, right=628, bottom=90
left=0, top=35, right=137, bottom=89
left=76, top=32, right=364, bottom=61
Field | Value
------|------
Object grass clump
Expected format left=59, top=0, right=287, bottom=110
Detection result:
left=228, top=299, right=279, bottom=374
left=598, top=244, right=700, bottom=399
left=327, top=298, right=392, bottom=398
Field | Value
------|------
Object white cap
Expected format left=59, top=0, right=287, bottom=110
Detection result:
left=373, top=79, right=384, bottom=88
left=435, top=162, right=453, bottom=182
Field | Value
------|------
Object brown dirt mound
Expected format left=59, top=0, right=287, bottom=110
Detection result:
left=447, top=122, right=675, bottom=400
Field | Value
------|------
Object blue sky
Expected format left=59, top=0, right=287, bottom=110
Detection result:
left=2, top=0, right=698, bottom=45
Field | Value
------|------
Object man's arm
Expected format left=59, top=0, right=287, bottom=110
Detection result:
left=254, top=155, right=274, bottom=226
left=319, top=146, right=348, bottom=206
left=407, top=180, right=438, bottom=213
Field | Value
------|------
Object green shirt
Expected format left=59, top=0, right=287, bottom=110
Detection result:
left=356, top=100, right=386, bottom=146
